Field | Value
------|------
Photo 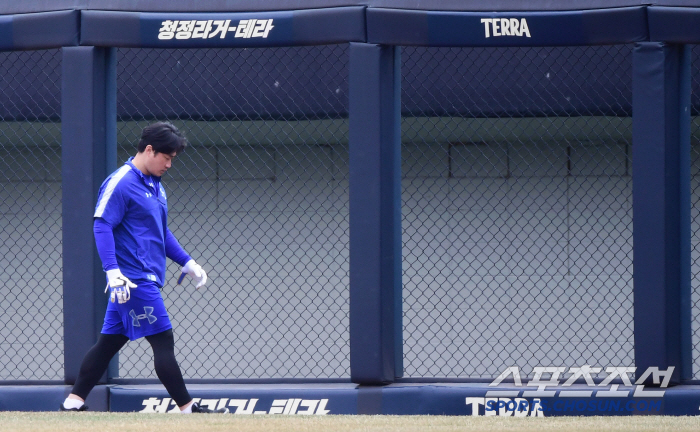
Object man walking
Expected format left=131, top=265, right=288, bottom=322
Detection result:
left=61, top=122, right=225, bottom=414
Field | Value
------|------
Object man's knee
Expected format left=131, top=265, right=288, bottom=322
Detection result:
left=146, top=329, right=175, bottom=351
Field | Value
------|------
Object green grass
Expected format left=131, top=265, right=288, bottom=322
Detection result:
left=1, top=413, right=699, bottom=432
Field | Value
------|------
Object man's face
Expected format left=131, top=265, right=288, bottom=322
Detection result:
left=144, top=145, right=176, bottom=177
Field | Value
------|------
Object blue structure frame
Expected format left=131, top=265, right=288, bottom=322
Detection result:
left=1, top=3, right=700, bottom=395
left=632, top=42, right=692, bottom=384
left=61, top=46, right=118, bottom=384
left=349, top=42, right=402, bottom=384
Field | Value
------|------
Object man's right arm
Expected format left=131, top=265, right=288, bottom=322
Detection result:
left=93, top=218, right=118, bottom=271
left=94, top=217, right=136, bottom=303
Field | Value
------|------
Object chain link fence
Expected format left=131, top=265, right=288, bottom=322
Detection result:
left=0, top=50, right=63, bottom=380
left=401, top=45, right=634, bottom=378
left=114, top=46, right=350, bottom=379
left=690, top=45, right=700, bottom=381
left=0, top=43, right=688, bottom=384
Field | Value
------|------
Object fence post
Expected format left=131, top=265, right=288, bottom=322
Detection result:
left=62, top=46, right=117, bottom=384
left=348, top=42, right=402, bottom=385
left=632, top=42, right=691, bottom=384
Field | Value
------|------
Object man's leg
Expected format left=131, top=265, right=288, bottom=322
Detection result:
left=62, top=333, right=129, bottom=410
left=145, top=329, right=226, bottom=413
left=145, top=329, right=192, bottom=409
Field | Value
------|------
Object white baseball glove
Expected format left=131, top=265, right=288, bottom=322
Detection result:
left=178, top=259, right=208, bottom=289
left=104, top=268, right=137, bottom=304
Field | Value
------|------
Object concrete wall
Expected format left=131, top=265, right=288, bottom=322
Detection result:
left=0, top=131, right=63, bottom=380
left=401, top=136, right=634, bottom=377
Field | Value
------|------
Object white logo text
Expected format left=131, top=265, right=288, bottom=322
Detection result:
left=480, top=18, right=531, bottom=38
left=158, top=19, right=274, bottom=40
left=140, top=397, right=330, bottom=415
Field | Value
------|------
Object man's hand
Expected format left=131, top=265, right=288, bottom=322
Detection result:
left=178, top=259, right=207, bottom=289
left=104, top=269, right=137, bottom=304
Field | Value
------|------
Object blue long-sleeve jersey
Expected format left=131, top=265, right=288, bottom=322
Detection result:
left=93, top=158, right=190, bottom=286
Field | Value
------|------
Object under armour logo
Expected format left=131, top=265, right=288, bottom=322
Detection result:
left=129, top=307, right=157, bottom=327
left=145, top=192, right=153, bottom=198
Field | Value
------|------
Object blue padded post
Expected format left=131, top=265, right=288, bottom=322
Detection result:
left=632, top=42, right=691, bottom=385
left=62, top=47, right=117, bottom=384
left=348, top=43, right=402, bottom=384
left=679, top=45, right=692, bottom=382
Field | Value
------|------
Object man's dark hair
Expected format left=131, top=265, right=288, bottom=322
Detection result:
left=137, top=122, right=187, bottom=154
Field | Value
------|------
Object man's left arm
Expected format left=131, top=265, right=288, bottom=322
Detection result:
left=165, top=229, right=208, bottom=289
